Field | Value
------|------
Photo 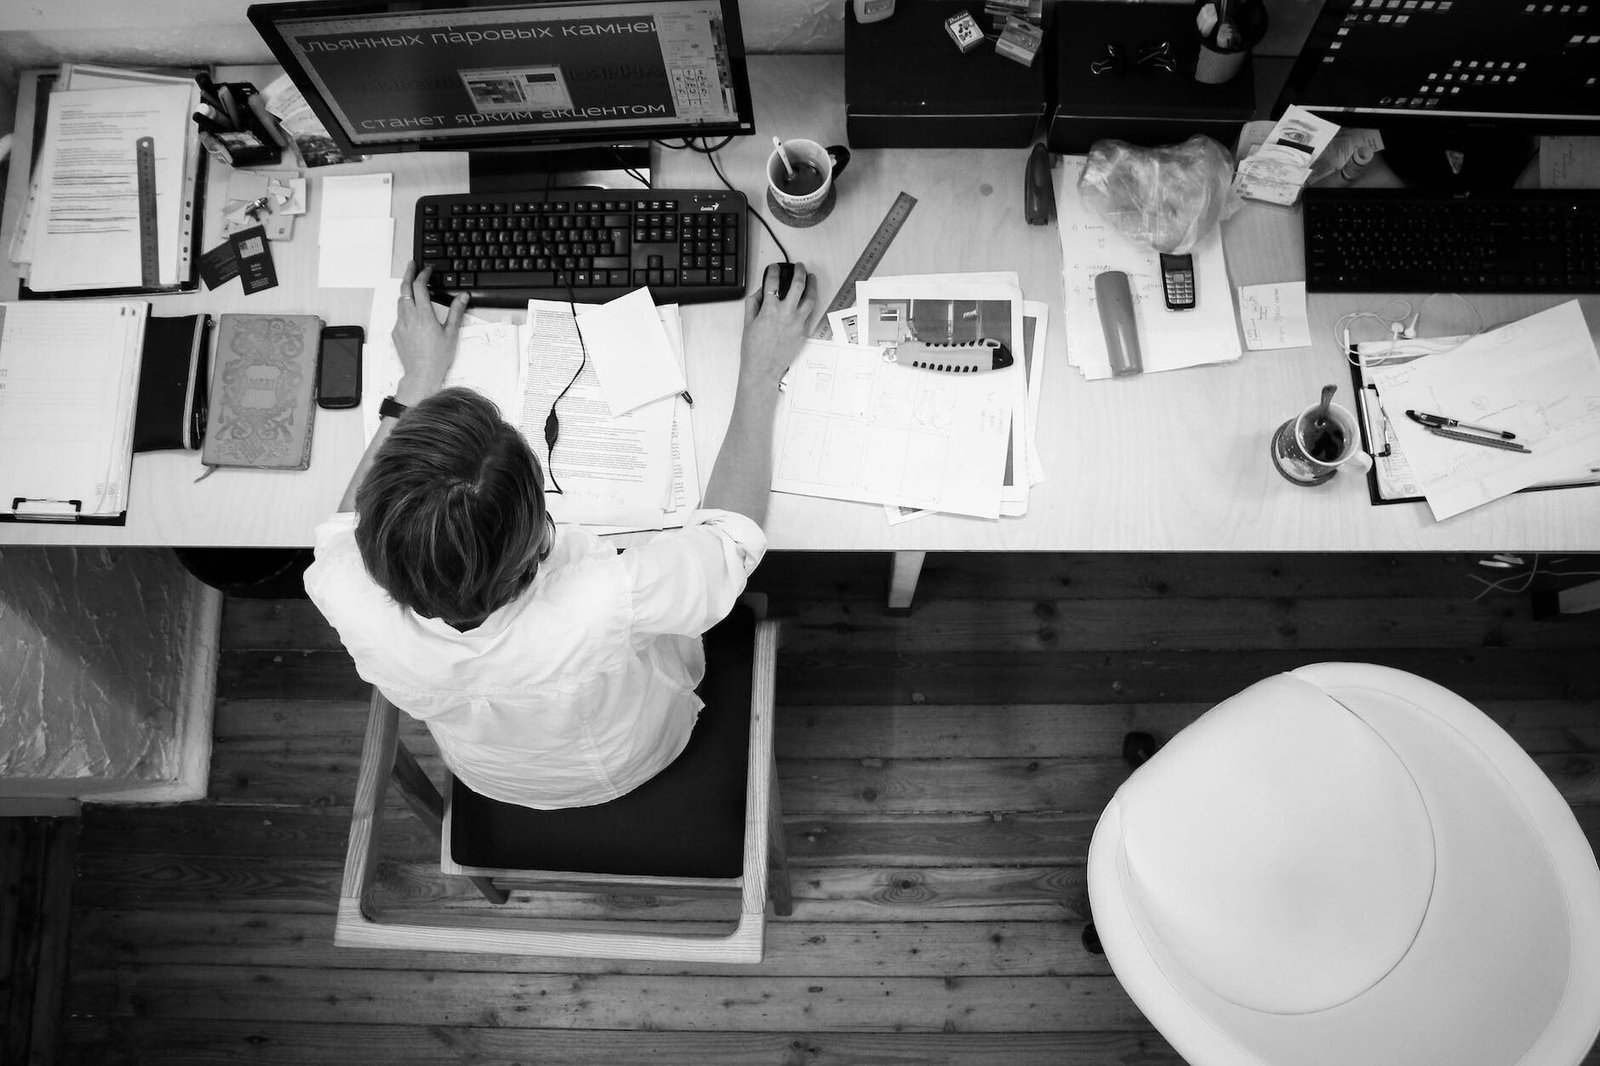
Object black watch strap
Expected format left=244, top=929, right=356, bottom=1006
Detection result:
left=379, top=396, right=408, bottom=420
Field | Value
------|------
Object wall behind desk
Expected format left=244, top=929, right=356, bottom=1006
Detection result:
left=0, top=0, right=1319, bottom=86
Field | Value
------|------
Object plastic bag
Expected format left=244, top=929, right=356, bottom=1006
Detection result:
left=1076, top=135, right=1240, bottom=254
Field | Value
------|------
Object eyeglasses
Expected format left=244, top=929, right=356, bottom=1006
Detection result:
left=1090, top=39, right=1177, bottom=75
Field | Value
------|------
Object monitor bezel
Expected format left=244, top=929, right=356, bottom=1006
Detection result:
left=247, top=0, right=756, bottom=156
left=1273, top=0, right=1600, bottom=138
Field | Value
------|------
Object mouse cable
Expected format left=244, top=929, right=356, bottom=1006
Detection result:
left=697, top=136, right=791, bottom=266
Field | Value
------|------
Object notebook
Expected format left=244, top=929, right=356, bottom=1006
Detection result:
left=201, top=313, right=322, bottom=471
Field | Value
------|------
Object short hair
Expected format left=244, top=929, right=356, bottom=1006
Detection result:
left=355, top=387, right=547, bottom=625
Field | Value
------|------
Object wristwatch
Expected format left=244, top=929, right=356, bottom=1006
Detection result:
left=379, top=396, right=408, bottom=420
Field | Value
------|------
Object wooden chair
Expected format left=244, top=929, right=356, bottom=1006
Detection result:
left=337, top=615, right=791, bottom=963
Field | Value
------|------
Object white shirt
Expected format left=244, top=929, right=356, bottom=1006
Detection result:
left=303, top=509, right=766, bottom=809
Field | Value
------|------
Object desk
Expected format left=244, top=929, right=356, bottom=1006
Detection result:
left=4, top=57, right=1598, bottom=572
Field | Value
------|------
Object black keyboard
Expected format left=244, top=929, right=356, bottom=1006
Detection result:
left=414, top=189, right=747, bottom=307
left=1302, top=189, right=1600, bottom=293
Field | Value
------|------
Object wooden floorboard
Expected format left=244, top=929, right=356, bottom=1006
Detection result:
left=35, top=551, right=1600, bottom=1063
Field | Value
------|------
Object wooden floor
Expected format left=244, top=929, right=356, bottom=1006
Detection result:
left=42, top=552, right=1600, bottom=1063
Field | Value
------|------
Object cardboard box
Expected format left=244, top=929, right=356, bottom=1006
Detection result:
left=846, top=0, right=1049, bottom=149
left=1047, top=0, right=1256, bottom=154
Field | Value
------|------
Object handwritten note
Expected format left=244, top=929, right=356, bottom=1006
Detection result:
left=1238, top=282, right=1311, bottom=350
left=1539, top=136, right=1600, bottom=189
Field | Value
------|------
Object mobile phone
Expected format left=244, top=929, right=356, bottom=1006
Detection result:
left=1159, top=253, right=1196, bottom=311
left=317, top=325, right=363, bottom=409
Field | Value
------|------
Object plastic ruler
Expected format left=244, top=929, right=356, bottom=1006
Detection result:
left=814, top=190, right=917, bottom=339
left=134, top=136, right=160, bottom=289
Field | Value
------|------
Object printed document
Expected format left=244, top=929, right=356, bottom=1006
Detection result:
left=1054, top=156, right=1240, bottom=379
left=772, top=339, right=1015, bottom=519
left=1366, top=301, right=1600, bottom=520
left=25, top=82, right=197, bottom=291
left=360, top=288, right=693, bottom=531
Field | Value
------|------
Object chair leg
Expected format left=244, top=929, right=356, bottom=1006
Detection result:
left=766, top=768, right=793, bottom=917
left=392, top=744, right=508, bottom=905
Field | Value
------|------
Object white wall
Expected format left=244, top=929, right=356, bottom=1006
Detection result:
left=0, top=0, right=847, bottom=77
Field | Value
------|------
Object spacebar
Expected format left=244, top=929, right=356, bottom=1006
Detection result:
left=474, top=271, right=557, bottom=288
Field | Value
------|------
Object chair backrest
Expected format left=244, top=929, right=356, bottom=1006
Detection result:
left=337, top=617, right=787, bottom=963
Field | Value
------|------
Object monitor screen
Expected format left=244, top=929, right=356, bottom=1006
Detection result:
left=1277, top=0, right=1600, bottom=133
left=248, top=0, right=755, bottom=156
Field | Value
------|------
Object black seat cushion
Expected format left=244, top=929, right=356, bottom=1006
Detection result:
left=448, top=606, right=756, bottom=879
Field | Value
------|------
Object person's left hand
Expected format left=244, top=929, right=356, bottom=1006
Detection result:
left=392, top=262, right=469, bottom=404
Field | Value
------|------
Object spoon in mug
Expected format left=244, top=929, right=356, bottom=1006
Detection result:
left=772, top=136, right=795, bottom=180
left=1313, top=384, right=1336, bottom=428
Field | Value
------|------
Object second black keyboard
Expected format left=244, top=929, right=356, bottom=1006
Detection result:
left=1302, top=188, right=1600, bottom=293
left=414, top=188, right=747, bottom=307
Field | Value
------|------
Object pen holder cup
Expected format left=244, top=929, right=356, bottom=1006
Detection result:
left=1192, top=0, right=1267, bottom=84
left=197, top=82, right=282, bottom=168
left=1270, top=401, right=1372, bottom=486
left=1194, top=43, right=1248, bottom=85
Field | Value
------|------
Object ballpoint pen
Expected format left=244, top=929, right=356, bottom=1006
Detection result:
left=1424, top=425, right=1531, bottom=454
left=1405, top=409, right=1517, bottom=440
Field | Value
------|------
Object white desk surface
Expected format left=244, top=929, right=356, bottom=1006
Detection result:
left=3, top=56, right=1598, bottom=551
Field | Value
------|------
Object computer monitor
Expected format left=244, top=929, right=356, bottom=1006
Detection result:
left=248, top=0, right=755, bottom=184
left=1275, top=0, right=1600, bottom=191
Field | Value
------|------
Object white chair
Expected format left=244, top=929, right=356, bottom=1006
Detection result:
left=1087, top=662, right=1600, bottom=1066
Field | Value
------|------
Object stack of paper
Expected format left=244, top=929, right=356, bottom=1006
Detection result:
left=12, top=66, right=202, bottom=293
left=0, top=301, right=148, bottom=521
left=318, top=173, right=394, bottom=289
left=1364, top=300, right=1600, bottom=521
left=774, top=272, right=1045, bottom=523
left=1052, top=156, right=1241, bottom=379
left=361, top=285, right=697, bottom=533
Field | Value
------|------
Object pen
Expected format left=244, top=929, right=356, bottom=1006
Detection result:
left=218, top=85, right=243, bottom=129
left=1406, top=409, right=1516, bottom=440
left=1424, top=425, right=1531, bottom=453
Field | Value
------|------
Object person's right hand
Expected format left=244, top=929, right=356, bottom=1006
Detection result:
left=392, top=261, right=470, bottom=405
left=739, top=261, right=817, bottom=391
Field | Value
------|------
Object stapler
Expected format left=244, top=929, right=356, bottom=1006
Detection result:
left=1025, top=143, right=1054, bottom=225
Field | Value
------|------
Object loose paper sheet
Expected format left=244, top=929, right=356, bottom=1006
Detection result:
left=575, top=286, right=686, bottom=416
left=318, top=173, right=394, bottom=289
left=1054, top=156, right=1241, bottom=379
left=1365, top=301, right=1600, bottom=520
left=1238, top=282, right=1311, bottom=350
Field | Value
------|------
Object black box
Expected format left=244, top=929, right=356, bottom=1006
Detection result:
left=1048, top=1, right=1255, bottom=154
left=846, top=1, right=1049, bottom=149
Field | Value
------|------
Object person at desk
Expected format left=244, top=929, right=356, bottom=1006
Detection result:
left=302, top=261, right=817, bottom=809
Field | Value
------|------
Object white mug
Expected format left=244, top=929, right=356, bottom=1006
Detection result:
left=766, top=139, right=851, bottom=219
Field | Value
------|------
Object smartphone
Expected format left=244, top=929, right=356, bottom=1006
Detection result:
left=1159, top=253, right=1196, bottom=311
left=317, top=325, right=363, bottom=409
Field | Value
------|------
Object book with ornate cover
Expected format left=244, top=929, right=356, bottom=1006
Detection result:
left=202, top=313, right=322, bottom=470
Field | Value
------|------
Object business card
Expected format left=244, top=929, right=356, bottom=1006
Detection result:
left=228, top=225, right=278, bottom=295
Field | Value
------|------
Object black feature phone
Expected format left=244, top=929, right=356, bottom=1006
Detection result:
left=1159, top=253, right=1196, bottom=311
left=317, top=325, right=364, bottom=409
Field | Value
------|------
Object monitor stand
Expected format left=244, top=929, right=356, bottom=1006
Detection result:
left=1379, top=125, right=1535, bottom=194
left=468, top=143, right=652, bottom=192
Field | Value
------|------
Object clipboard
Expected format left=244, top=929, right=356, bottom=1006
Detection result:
left=1348, top=338, right=1600, bottom=506
left=13, top=70, right=206, bottom=300
left=0, top=301, right=148, bottom=526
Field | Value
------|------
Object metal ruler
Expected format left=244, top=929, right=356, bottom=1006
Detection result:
left=814, top=191, right=917, bottom=339
left=135, top=136, right=160, bottom=290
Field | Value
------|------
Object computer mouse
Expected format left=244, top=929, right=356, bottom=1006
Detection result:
left=1025, top=143, right=1054, bottom=226
left=768, top=262, right=795, bottom=299
left=1095, top=270, right=1143, bottom=377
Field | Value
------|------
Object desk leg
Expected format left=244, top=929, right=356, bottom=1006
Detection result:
left=888, top=551, right=926, bottom=612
